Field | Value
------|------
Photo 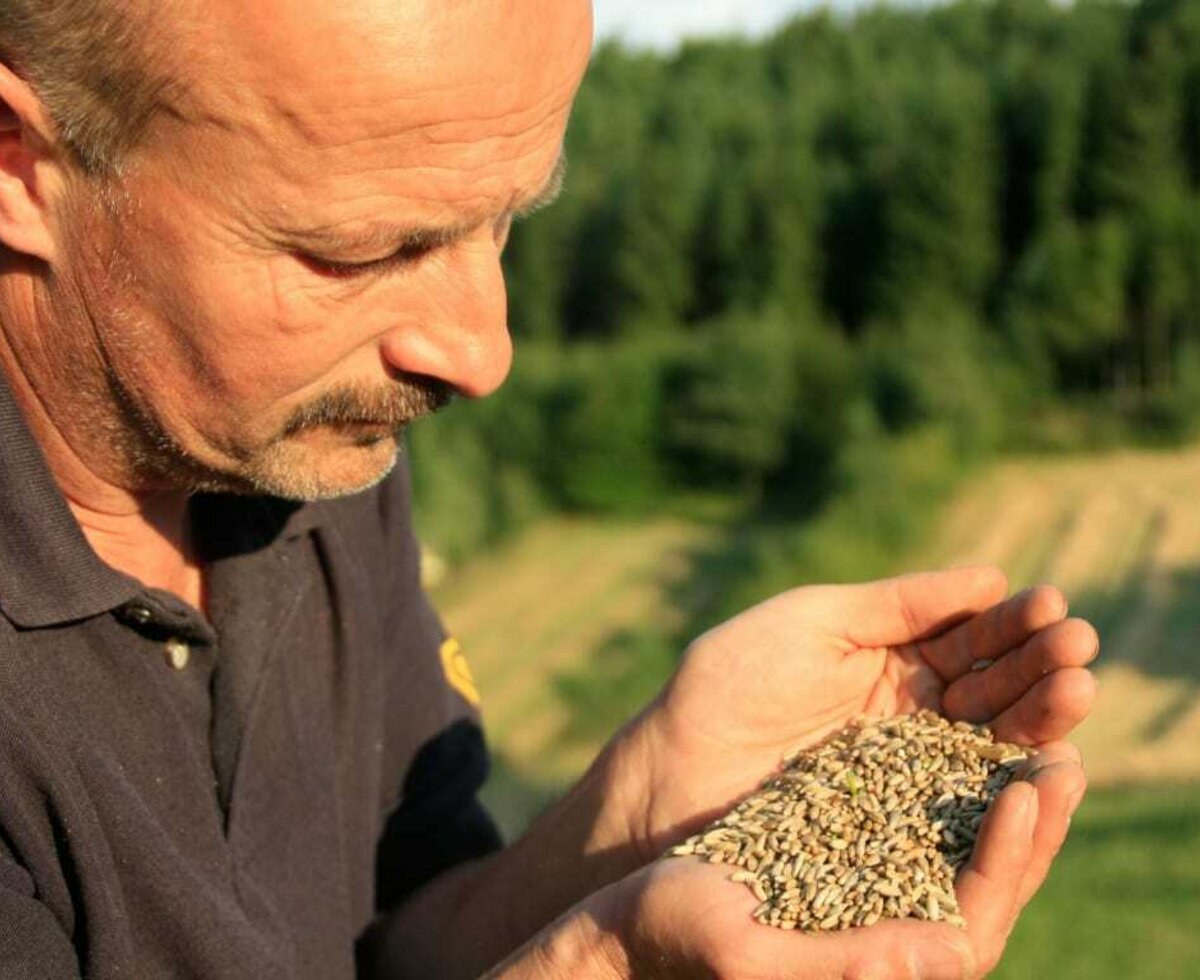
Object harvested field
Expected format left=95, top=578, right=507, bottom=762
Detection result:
left=915, top=447, right=1200, bottom=787
left=433, top=447, right=1200, bottom=834
left=430, top=516, right=717, bottom=828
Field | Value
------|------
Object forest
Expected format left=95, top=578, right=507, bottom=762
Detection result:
left=409, top=0, right=1200, bottom=611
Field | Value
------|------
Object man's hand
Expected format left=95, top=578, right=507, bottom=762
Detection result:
left=608, top=566, right=1096, bottom=861
left=380, top=567, right=1095, bottom=979
left=490, top=742, right=1084, bottom=980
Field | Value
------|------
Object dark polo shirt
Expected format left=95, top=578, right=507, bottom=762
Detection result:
left=0, top=376, right=501, bottom=979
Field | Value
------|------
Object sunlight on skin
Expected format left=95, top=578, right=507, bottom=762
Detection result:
left=619, top=568, right=1095, bottom=862
left=0, top=5, right=1098, bottom=974
left=0, top=0, right=593, bottom=601
left=4, top=0, right=592, bottom=507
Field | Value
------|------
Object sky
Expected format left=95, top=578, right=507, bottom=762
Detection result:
left=593, top=0, right=886, bottom=50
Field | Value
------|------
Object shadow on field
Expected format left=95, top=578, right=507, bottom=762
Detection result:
left=1069, top=543, right=1200, bottom=744
left=548, top=481, right=1200, bottom=768
left=549, top=521, right=765, bottom=749
left=550, top=432, right=973, bottom=751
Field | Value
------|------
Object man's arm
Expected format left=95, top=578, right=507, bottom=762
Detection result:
left=363, top=569, right=1095, bottom=977
left=358, top=735, right=643, bottom=979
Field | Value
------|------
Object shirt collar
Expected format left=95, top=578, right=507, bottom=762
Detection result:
left=0, top=371, right=321, bottom=630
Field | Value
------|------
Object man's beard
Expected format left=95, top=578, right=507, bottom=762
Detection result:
left=105, top=364, right=453, bottom=501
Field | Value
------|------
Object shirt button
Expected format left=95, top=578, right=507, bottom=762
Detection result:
left=127, top=605, right=154, bottom=625
left=165, top=638, right=190, bottom=671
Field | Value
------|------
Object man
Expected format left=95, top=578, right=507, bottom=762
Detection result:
left=0, top=1, right=1097, bottom=977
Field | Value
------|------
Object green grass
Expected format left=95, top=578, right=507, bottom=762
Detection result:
left=995, top=783, right=1200, bottom=979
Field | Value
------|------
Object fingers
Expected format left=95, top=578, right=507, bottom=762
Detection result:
left=920, top=585, right=1068, bottom=682
left=823, top=566, right=1009, bottom=649
left=1022, top=739, right=1082, bottom=767
left=954, top=780, right=1039, bottom=976
left=1015, top=748, right=1087, bottom=908
left=988, top=668, right=1098, bottom=744
left=804, top=920, right=977, bottom=980
left=732, top=912, right=977, bottom=980
left=941, top=618, right=1099, bottom=722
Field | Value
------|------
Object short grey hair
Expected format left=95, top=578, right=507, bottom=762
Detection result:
left=0, top=0, right=180, bottom=175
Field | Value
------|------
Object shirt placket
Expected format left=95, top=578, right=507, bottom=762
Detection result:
left=113, top=593, right=221, bottom=794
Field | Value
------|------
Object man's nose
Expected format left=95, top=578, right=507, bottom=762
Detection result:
left=379, top=239, right=513, bottom=399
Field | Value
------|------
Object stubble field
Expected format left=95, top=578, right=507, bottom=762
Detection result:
left=431, top=447, right=1200, bottom=976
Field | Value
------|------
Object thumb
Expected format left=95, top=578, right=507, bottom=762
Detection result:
left=954, top=779, right=1039, bottom=975
left=805, top=566, right=1009, bottom=649
left=738, top=917, right=975, bottom=980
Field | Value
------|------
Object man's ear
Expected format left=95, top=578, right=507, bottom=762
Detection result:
left=0, top=62, right=62, bottom=264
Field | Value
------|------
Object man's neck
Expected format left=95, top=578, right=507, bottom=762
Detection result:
left=66, top=493, right=205, bottom=613
left=0, top=281, right=205, bottom=611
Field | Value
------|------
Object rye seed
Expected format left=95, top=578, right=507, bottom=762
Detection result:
left=667, top=710, right=1031, bottom=932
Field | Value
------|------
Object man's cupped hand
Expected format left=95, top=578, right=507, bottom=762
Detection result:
left=584, top=567, right=1094, bottom=977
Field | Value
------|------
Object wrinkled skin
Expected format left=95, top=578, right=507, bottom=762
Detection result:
left=9, top=0, right=593, bottom=502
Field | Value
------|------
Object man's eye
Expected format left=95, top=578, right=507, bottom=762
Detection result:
left=297, top=242, right=435, bottom=279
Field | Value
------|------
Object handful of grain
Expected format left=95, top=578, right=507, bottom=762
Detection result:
left=667, top=710, right=1031, bottom=932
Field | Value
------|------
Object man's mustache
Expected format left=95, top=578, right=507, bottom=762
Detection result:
left=281, top=377, right=454, bottom=438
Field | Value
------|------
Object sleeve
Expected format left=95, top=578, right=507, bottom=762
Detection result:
left=372, top=717, right=502, bottom=912
left=0, top=853, right=81, bottom=979
left=370, top=459, right=504, bottom=915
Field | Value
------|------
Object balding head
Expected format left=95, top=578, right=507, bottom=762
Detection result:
left=0, top=0, right=181, bottom=174
left=0, top=0, right=593, bottom=501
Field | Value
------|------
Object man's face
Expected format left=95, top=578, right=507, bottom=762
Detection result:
left=45, top=0, right=592, bottom=500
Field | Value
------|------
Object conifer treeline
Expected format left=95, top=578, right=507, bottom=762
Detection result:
left=412, top=0, right=1200, bottom=561
left=511, top=0, right=1200, bottom=387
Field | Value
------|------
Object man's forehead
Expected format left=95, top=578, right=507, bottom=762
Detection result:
left=157, top=0, right=590, bottom=229
left=182, top=0, right=592, bottom=144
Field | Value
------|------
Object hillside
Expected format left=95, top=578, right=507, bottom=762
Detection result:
left=432, top=447, right=1200, bottom=829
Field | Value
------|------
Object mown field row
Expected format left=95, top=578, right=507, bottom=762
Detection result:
left=916, top=448, right=1200, bottom=788
left=435, top=447, right=1200, bottom=827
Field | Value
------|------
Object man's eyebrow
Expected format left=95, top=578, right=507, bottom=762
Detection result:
left=286, top=221, right=469, bottom=259
left=514, top=152, right=568, bottom=218
left=280, top=152, right=568, bottom=258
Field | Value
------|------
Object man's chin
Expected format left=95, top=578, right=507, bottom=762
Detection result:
left=234, top=432, right=402, bottom=502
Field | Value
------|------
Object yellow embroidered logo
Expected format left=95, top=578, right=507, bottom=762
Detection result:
left=439, top=637, right=481, bottom=708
